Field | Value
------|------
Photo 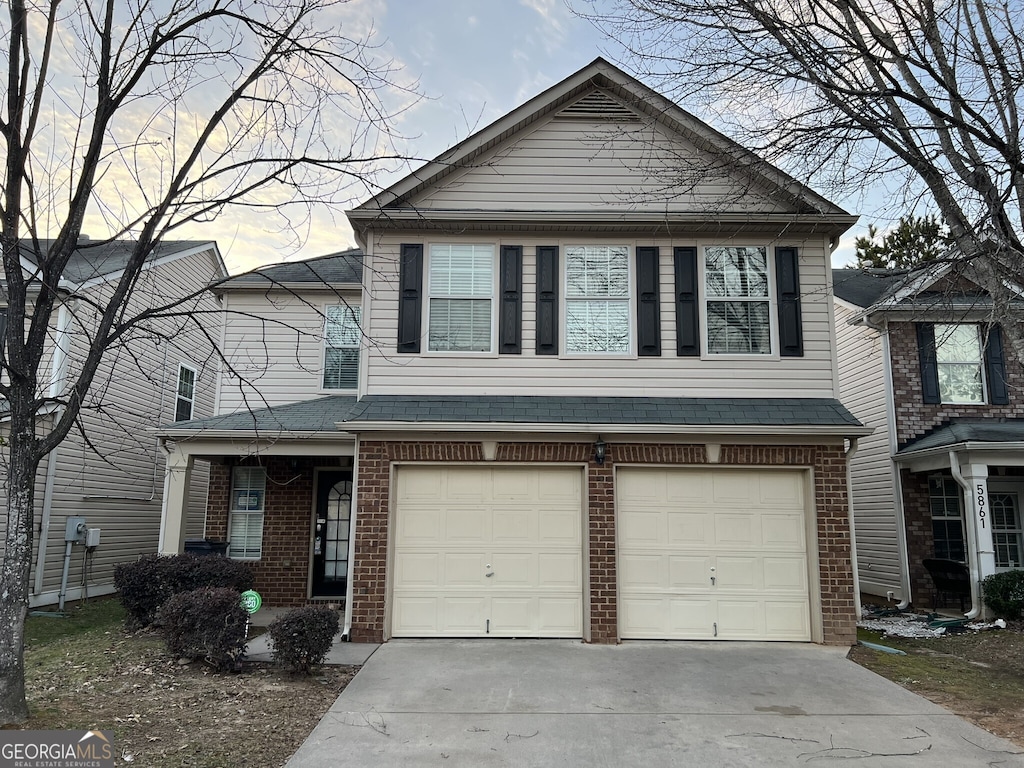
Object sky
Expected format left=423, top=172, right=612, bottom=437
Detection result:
left=57, top=0, right=880, bottom=272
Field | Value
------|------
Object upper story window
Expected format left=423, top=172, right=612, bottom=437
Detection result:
left=228, top=467, right=265, bottom=560
left=428, top=244, right=494, bottom=352
left=934, top=323, right=984, bottom=403
left=704, top=246, right=771, bottom=355
left=323, top=305, right=360, bottom=390
left=174, top=364, right=196, bottom=421
left=564, top=245, right=630, bottom=354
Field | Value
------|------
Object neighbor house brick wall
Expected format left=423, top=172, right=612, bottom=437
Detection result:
left=888, top=321, right=1024, bottom=447
left=901, top=469, right=942, bottom=608
left=205, top=455, right=347, bottom=607
left=350, top=440, right=856, bottom=646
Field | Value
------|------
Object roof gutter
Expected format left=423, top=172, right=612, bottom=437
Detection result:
left=336, top=421, right=873, bottom=437
left=895, top=440, right=1024, bottom=464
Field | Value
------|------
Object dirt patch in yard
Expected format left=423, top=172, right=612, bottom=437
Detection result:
left=851, top=620, right=1024, bottom=748
left=7, top=599, right=355, bottom=767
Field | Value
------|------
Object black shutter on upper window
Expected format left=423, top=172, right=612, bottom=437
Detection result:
left=397, top=243, right=423, bottom=353
left=774, top=247, right=803, bottom=357
left=917, top=323, right=941, bottom=404
left=499, top=245, right=523, bottom=354
left=673, top=246, right=699, bottom=356
left=536, top=245, right=559, bottom=355
left=985, top=324, right=1010, bottom=405
left=636, top=246, right=661, bottom=356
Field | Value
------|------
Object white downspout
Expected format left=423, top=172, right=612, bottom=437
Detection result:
left=949, top=451, right=983, bottom=619
left=845, top=437, right=862, bottom=619
left=341, top=435, right=359, bottom=642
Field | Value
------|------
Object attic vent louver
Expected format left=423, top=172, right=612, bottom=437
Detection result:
left=556, top=91, right=640, bottom=121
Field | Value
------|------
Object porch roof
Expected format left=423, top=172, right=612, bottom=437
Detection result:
left=898, top=419, right=1024, bottom=455
left=160, top=395, right=358, bottom=435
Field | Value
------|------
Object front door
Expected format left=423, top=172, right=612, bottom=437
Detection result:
left=312, top=471, right=352, bottom=597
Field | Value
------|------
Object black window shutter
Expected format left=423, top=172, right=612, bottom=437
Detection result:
left=985, top=324, right=1010, bottom=405
left=775, top=247, right=803, bottom=357
left=917, top=323, right=941, bottom=404
left=499, top=245, right=523, bottom=354
left=397, top=243, right=423, bottom=353
left=673, top=247, right=699, bottom=356
left=636, top=246, right=662, bottom=356
left=536, top=245, right=559, bottom=355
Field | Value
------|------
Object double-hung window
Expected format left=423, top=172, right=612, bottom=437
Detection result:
left=323, top=305, right=360, bottom=390
left=991, top=490, right=1023, bottom=569
left=934, top=324, right=984, bottom=403
left=228, top=467, right=266, bottom=559
left=929, top=475, right=966, bottom=561
left=565, top=245, right=630, bottom=354
left=704, top=246, right=771, bottom=355
left=428, top=244, right=494, bottom=352
left=175, top=364, right=196, bottom=422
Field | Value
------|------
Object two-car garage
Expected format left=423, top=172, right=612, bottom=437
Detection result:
left=389, top=464, right=814, bottom=642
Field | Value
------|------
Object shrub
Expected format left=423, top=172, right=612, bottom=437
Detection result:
left=982, top=570, right=1024, bottom=619
left=268, top=606, right=340, bottom=674
left=114, top=553, right=254, bottom=629
left=157, top=587, right=249, bottom=671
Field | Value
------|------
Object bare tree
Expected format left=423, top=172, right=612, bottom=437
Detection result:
left=0, top=0, right=417, bottom=724
left=577, top=0, right=1024, bottom=355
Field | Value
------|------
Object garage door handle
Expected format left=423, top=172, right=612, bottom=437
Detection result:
left=485, top=572, right=494, bottom=578
left=710, top=576, right=716, bottom=586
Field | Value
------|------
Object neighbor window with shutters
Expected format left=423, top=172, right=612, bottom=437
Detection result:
left=323, top=304, right=360, bottom=389
left=929, top=475, right=966, bottom=561
left=228, top=467, right=266, bottom=559
left=427, top=244, right=494, bottom=352
left=704, top=246, right=771, bottom=355
left=934, top=324, right=984, bottom=403
left=174, top=364, right=196, bottom=422
left=564, top=245, right=631, bottom=353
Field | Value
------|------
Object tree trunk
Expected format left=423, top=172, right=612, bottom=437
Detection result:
left=0, top=419, right=39, bottom=725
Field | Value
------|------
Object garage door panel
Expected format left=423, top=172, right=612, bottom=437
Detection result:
left=619, top=467, right=811, bottom=642
left=393, top=466, right=583, bottom=638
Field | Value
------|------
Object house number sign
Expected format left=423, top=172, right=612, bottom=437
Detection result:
left=976, top=483, right=987, bottom=529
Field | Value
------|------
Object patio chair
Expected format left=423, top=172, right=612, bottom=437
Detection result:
left=922, top=558, right=971, bottom=612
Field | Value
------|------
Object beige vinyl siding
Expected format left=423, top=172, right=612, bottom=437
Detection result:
left=23, top=249, right=221, bottom=605
left=834, top=301, right=903, bottom=600
left=412, top=117, right=792, bottom=215
left=217, top=288, right=362, bottom=414
left=364, top=234, right=838, bottom=398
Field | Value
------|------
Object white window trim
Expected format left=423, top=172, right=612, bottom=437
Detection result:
left=559, top=242, right=636, bottom=358
left=174, top=363, right=197, bottom=422
left=989, top=483, right=1023, bottom=571
left=934, top=323, right=987, bottom=405
left=319, top=301, right=361, bottom=393
left=228, top=466, right=266, bottom=561
left=699, top=243, right=779, bottom=359
left=423, top=242, right=498, bottom=357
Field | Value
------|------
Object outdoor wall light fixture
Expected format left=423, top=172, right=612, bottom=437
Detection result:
left=594, top=437, right=607, bottom=466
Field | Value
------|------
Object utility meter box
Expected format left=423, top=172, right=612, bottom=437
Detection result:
left=85, top=528, right=102, bottom=548
left=64, top=516, right=87, bottom=544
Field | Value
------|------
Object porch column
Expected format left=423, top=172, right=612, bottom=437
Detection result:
left=159, top=444, right=194, bottom=555
left=960, top=463, right=996, bottom=579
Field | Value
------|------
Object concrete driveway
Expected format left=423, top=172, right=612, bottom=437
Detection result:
left=287, top=640, right=1024, bottom=767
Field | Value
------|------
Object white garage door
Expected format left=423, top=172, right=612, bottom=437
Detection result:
left=392, top=466, right=583, bottom=638
left=618, top=467, right=811, bottom=641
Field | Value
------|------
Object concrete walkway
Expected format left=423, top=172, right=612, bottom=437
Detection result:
left=245, top=632, right=379, bottom=666
left=286, top=640, right=1024, bottom=767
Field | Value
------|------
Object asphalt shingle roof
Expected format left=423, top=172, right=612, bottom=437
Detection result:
left=18, top=239, right=212, bottom=285
left=218, top=248, right=364, bottom=289
left=898, top=419, right=1024, bottom=454
left=165, top=396, right=358, bottom=432
left=832, top=268, right=906, bottom=308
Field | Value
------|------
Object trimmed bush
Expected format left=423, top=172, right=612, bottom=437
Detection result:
left=157, top=587, right=249, bottom=671
left=982, top=570, right=1024, bottom=619
left=268, top=606, right=340, bottom=674
left=114, top=553, right=254, bottom=629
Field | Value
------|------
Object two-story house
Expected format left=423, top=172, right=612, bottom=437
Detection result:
left=834, top=264, right=1024, bottom=616
left=159, top=59, right=868, bottom=645
left=1, top=238, right=224, bottom=607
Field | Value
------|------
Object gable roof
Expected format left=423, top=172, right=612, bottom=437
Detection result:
left=216, top=248, right=364, bottom=291
left=832, top=268, right=907, bottom=308
left=347, top=58, right=857, bottom=240
left=897, top=419, right=1024, bottom=456
left=15, top=238, right=223, bottom=287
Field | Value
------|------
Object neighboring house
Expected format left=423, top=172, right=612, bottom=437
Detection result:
left=834, top=265, right=1024, bottom=615
left=159, top=58, right=868, bottom=645
left=0, top=238, right=225, bottom=607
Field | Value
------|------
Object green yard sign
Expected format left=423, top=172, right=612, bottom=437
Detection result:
left=240, top=590, right=262, bottom=614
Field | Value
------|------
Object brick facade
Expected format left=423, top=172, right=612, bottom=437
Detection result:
left=205, top=455, right=348, bottom=607
left=888, top=321, right=1024, bottom=447
left=350, top=439, right=856, bottom=646
left=899, top=469, right=936, bottom=608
